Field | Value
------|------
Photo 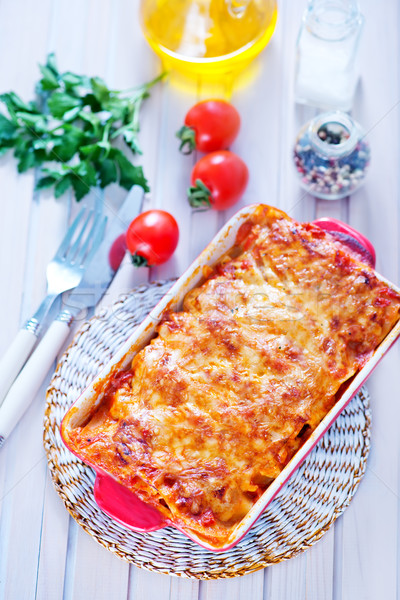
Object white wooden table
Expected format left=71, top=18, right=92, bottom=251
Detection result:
left=0, top=1, right=399, bottom=598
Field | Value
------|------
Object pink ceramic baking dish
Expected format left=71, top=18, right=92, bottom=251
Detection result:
left=61, top=204, right=400, bottom=552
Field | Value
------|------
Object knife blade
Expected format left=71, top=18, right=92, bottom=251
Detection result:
left=60, top=184, right=144, bottom=320
left=0, top=186, right=144, bottom=448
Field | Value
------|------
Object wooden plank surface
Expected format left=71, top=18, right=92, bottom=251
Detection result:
left=0, top=1, right=399, bottom=599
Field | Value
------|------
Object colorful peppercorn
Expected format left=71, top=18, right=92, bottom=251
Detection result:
left=293, top=112, right=370, bottom=200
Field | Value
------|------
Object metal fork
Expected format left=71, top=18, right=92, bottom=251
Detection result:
left=0, top=208, right=107, bottom=404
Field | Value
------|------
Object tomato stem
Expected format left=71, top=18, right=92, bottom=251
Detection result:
left=187, top=179, right=212, bottom=208
left=176, top=125, right=196, bottom=155
left=131, top=253, right=149, bottom=267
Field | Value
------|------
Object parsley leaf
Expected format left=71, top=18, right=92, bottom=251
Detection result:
left=0, top=140, right=15, bottom=157
left=17, top=147, right=46, bottom=173
left=96, top=158, right=118, bottom=188
left=62, top=72, right=89, bottom=90
left=47, top=92, right=82, bottom=118
left=0, top=53, right=165, bottom=201
left=90, top=77, right=111, bottom=105
left=46, top=53, right=59, bottom=77
left=0, top=114, right=17, bottom=141
left=0, top=92, right=39, bottom=116
left=51, top=124, right=84, bottom=162
left=78, top=111, right=102, bottom=136
left=36, top=174, right=59, bottom=190
left=54, top=174, right=72, bottom=198
left=39, top=65, right=59, bottom=91
left=69, top=160, right=97, bottom=201
left=123, top=127, right=142, bottom=154
left=111, top=148, right=149, bottom=192
left=15, top=111, right=48, bottom=132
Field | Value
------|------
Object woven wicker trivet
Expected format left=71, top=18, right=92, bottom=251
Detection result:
left=43, top=280, right=371, bottom=579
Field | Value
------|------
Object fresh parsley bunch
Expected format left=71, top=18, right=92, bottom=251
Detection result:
left=0, top=53, right=164, bottom=200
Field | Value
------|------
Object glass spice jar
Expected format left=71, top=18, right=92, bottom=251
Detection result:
left=294, top=0, right=364, bottom=111
left=293, top=111, right=370, bottom=200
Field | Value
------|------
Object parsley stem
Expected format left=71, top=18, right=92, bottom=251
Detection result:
left=113, top=71, right=168, bottom=96
left=131, top=96, right=143, bottom=131
left=102, top=120, right=111, bottom=143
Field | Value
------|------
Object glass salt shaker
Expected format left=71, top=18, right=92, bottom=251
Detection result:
left=293, top=111, right=370, bottom=200
left=294, top=0, right=364, bottom=111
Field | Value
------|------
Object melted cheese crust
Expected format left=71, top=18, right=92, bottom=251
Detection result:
left=66, top=206, right=400, bottom=547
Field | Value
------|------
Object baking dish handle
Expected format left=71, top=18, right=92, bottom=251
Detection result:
left=93, top=473, right=167, bottom=532
left=312, top=218, right=376, bottom=268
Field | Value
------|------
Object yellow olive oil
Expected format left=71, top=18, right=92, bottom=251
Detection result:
left=140, top=0, right=278, bottom=78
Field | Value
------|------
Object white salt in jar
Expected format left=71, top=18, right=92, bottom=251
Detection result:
left=294, top=0, right=364, bottom=111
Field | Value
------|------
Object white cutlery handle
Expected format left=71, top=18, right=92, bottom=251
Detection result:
left=0, top=329, right=38, bottom=404
left=0, top=320, right=71, bottom=447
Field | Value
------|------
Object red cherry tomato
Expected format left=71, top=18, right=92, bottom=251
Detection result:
left=188, top=150, right=249, bottom=211
left=177, top=100, right=241, bottom=154
left=126, top=210, right=179, bottom=267
left=108, top=233, right=127, bottom=271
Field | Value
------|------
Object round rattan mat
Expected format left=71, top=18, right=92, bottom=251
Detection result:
left=44, top=280, right=371, bottom=579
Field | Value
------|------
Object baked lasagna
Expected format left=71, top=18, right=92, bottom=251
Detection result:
left=63, top=205, right=400, bottom=547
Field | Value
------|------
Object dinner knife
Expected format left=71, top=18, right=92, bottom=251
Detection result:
left=0, top=185, right=144, bottom=448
